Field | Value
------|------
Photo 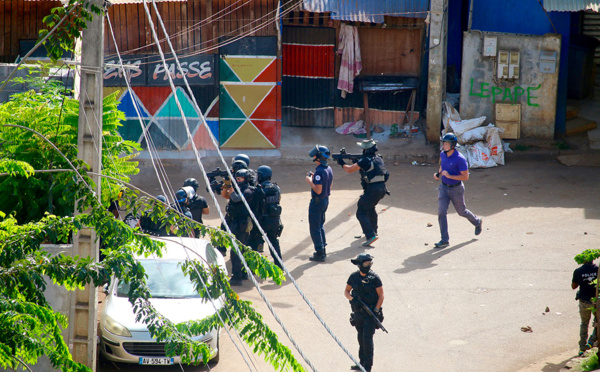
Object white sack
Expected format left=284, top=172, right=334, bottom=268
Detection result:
left=458, top=125, right=490, bottom=144
left=467, top=141, right=497, bottom=168
left=442, top=101, right=461, bottom=132
left=449, top=116, right=486, bottom=137
left=486, top=126, right=505, bottom=166
left=456, top=144, right=470, bottom=167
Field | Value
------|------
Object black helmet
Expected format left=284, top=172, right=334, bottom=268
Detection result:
left=232, top=154, right=250, bottom=168
left=441, top=132, right=458, bottom=145
left=235, top=169, right=250, bottom=183
left=351, top=253, right=373, bottom=266
left=309, top=144, right=330, bottom=165
left=175, top=189, right=187, bottom=203
left=183, top=178, right=199, bottom=191
left=232, top=159, right=248, bottom=172
left=257, top=165, right=272, bottom=183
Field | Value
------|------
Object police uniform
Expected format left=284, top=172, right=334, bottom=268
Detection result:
left=188, top=193, right=208, bottom=234
left=573, top=261, right=599, bottom=353
left=255, top=179, right=284, bottom=268
left=309, top=161, right=333, bottom=260
left=356, top=152, right=388, bottom=243
left=225, top=179, right=257, bottom=283
left=346, top=254, right=384, bottom=372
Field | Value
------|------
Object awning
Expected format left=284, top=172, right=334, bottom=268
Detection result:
left=543, top=0, right=600, bottom=12
left=303, top=0, right=429, bottom=23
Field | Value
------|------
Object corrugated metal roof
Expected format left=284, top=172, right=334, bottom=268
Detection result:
left=303, top=0, right=429, bottom=23
left=543, top=0, right=600, bottom=12
left=108, top=0, right=185, bottom=4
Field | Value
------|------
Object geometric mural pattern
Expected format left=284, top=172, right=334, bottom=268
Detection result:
left=219, top=55, right=281, bottom=149
left=115, top=86, right=219, bottom=151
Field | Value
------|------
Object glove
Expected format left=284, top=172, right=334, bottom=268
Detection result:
left=337, top=157, right=346, bottom=167
left=374, top=308, right=384, bottom=323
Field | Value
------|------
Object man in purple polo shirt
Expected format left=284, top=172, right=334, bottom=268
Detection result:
left=433, top=133, right=483, bottom=248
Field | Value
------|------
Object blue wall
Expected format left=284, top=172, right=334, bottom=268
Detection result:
left=462, top=0, right=571, bottom=137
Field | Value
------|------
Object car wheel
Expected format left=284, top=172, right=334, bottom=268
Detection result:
left=209, top=333, right=220, bottom=364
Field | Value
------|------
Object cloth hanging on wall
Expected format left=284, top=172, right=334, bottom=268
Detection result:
left=337, top=23, right=362, bottom=98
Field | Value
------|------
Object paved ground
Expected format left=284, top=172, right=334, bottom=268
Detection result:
left=98, top=148, right=600, bottom=372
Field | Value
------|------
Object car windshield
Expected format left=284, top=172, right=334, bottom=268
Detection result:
left=116, top=259, right=199, bottom=299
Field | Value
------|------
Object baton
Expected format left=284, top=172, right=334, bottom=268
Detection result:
left=356, top=297, right=388, bottom=333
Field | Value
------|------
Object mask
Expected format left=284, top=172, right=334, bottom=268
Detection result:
left=359, top=266, right=371, bottom=274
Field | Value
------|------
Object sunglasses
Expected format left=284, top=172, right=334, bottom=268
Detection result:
left=361, top=261, right=373, bottom=267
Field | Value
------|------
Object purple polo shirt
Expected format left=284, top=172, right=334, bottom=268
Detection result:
left=440, top=150, right=468, bottom=185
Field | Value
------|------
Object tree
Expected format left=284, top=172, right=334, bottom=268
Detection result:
left=0, top=72, right=303, bottom=371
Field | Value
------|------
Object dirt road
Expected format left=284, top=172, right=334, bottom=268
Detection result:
left=100, top=155, right=600, bottom=372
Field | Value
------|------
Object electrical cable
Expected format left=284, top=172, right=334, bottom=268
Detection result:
left=145, top=0, right=367, bottom=370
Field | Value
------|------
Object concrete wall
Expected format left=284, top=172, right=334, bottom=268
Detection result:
left=459, top=31, right=561, bottom=139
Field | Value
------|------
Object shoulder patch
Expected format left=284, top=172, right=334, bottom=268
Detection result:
left=315, top=175, right=321, bottom=181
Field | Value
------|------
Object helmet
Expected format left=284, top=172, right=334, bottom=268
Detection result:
left=183, top=178, right=199, bottom=191
left=309, top=144, right=330, bottom=165
left=441, top=133, right=458, bottom=146
left=181, top=185, right=196, bottom=200
left=232, top=154, right=250, bottom=168
left=350, top=253, right=373, bottom=266
left=257, top=165, right=272, bottom=183
left=231, top=160, right=248, bottom=172
left=175, top=189, right=187, bottom=203
left=235, top=169, right=250, bottom=182
left=156, top=195, right=167, bottom=203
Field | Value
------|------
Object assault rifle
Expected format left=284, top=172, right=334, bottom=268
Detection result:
left=356, top=297, right=388, bottom=333
left=332, top=148, right=362, bottom=163
left=206, top=167, right=231, bottom=194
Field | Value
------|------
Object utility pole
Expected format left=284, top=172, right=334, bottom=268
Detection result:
left=72, top=0, right=104, bottom=370
left=426, top=0, right=448, bottom=143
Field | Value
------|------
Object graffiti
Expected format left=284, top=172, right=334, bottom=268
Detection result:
left=104, top=59, right=143, bottom=80
left=469, top=79, right=541, bottom=107
left=151, top=61, right=212, bottom=81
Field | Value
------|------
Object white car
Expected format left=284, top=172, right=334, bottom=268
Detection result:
left=99, top=237, right=226, bottom=366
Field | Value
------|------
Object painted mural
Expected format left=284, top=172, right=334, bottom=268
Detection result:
left=105, top=86, right=219, bottom=151
left=219, top=55, right=281, bottom=149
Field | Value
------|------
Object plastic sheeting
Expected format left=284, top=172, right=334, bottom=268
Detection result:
left=303, top=0, right=429, bottom=23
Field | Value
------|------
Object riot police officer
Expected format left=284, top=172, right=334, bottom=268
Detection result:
left=183, top=178, right=209, bottom=235
left=306, top=145, right=333, bottom=262
left=338, top=139, right=389, bottom=247
left=232, top=153, right=257, bottom=186
left=250, top=165, right=284, bottom=268
left=139, top=195, right=169, bottom=236
left=344, top=253, right=384, bottom=372
left=222, top=168, right=257, bottom=286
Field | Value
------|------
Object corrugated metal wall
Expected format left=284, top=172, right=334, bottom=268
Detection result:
left=583, top=11, right=600, bottom=64
left=282, top=26, right=336, bottom=127
left=0, top=0, right=63, bottom=62
left=302, top=0, right=429, bottom=22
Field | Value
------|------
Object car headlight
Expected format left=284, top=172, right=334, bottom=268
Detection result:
left=104, top=315, right=132, bottom=337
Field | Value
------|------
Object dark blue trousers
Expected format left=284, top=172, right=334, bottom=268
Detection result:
left=309, top=197, right=329, bottom=253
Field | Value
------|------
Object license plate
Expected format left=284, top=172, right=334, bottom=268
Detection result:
left=139, top=357, right=174, bottom=365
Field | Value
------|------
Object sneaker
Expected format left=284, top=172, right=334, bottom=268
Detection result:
left=362, top=235, right=379, bottom=247
left=475, top=220, right=483, bottom=236
left=229, top=277, right=243, bottom=286
left=434, top=240, right=449, bottom=248
left=309, top=252, right=326, bottom=262
left=578, top=350, right=585, bottom=357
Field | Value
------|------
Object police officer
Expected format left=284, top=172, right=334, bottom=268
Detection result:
left=232, top=153, right=257, bottom=186
left=306, top=145, right=333, bottom=262
left=249, top=165, right=284, bottom=268
left=168, top=188, right=194, bottom=237
left=139, top=195, right=169, bottom=236
left=222, top=168, right=257, bottom=286
left=433, top=133, right=483, bottom=248
left=344, top=253, right=384, bottom=372
left=338, top=139, right=389, bottom=247
left=183, top=178, right=210, bottom=235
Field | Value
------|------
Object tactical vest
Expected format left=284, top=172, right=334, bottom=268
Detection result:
left=226, top=185, right=254, bottom=219
left=261, top=182, right=282, bottom=217
left=360, top=155, right=389, bottom=184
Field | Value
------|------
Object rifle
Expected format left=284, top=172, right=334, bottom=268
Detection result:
left=332, top=148, right=362, bottom=163
left=356, top=297, right=388, bottom=333
left=206, top=167, right=231, bottom=194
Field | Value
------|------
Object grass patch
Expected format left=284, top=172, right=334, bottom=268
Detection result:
left=579, top=349, right=600, bottom=371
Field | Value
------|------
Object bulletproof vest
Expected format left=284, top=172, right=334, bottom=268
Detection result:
left=188, top=195, right=204, bottom=224
left=360, top=155, right=389, bottom=184
left=261, top=182, right=282, bottom=217
left=226, top=184, right=254, bottom=219
left=248, top=169, right=258, bottom=187
left=351, top=271, right=380, bottom=308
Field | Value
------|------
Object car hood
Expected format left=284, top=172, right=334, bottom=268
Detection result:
left=104, top=294, right=222, bottom=332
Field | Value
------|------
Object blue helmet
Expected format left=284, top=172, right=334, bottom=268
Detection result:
left=309, top=144, right=330, bottom=165
left=175, top=189, right=187, bottom=203
left=257, top=165, right=272, bottom=183
left=232, top=154, right=250, bottom=167
left=441, top=132, right=458, bottom=151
